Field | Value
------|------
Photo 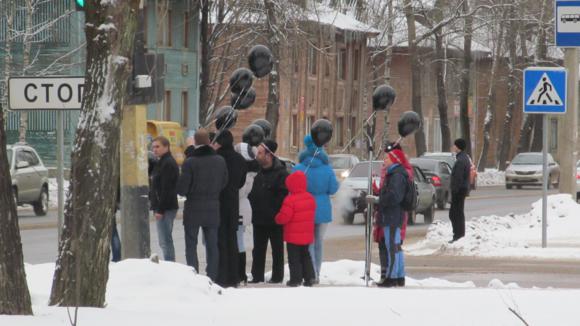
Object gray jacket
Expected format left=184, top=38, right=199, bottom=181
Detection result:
left=178, top=145, right=228, bottom=227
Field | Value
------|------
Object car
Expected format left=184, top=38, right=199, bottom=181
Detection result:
left=505, top=152, right=560, bottom=189
left=575, top=160, right=580, bottom=201
left=7, top=143, right=50, bottom=216
left=329, top=154, right=360, bottom=182
left=421, top=151, right=478, bottom=190
left=278, top=156, right=296, bottom=174
left=410, top=158, right=452, bottom=210
left=338, top=161, right=436, bottom=225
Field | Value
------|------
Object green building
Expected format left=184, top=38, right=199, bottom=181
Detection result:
left=0, top=0, right=200, bottom=167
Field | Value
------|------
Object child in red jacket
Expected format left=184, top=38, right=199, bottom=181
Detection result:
left=275, top=171, right=316, bottom=287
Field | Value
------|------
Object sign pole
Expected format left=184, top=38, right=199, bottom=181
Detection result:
left=56, top=110, right=64, bottom=239
left=542, top=114, right=548, bottom=248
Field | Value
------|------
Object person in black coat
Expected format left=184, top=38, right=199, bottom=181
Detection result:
left=248, top=140, right=289, bottom=283
left=214, top=130, right=247, bottom=287
left=449, top=138, right=471, bottom=242
left=178, top=129, right=228, bottom=281
left=149, top=136, right=179, bottom=262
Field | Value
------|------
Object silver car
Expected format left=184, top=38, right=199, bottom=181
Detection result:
left=505, top=152, right=560, bottom=189
left=329, top=154, right=360, bottom=182
left=7, top=144, right=49, bottom=216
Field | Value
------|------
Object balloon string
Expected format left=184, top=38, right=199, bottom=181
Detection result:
left=304, top=147, right=320, bottom=174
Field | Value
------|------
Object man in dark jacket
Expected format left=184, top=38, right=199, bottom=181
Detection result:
left=248, top=140, right=288, bottom=283
left=178, top=129, right=228, bottom=281
left=449, top=138, right=471, bottom=242
left=377, top=148, right=408, bottom=287
left=214, top=130, right=247, bottom=287
left=149, top=136, right=179, bottom=262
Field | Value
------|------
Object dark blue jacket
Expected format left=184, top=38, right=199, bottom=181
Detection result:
left=293, top=135, right=339, bottom=224
left=379, top=164, right=407, bottom=228
left=451, top=151, right=471, bottom=193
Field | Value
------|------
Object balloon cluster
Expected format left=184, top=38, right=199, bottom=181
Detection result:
left=214, top=45, right=274, bottom=134
left=242, top=119, right=272, bottom=146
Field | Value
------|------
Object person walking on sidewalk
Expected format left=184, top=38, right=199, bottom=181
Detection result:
left=178, top=129, right=228, bottom=281
left=149, top=136, right=179, bottom=262
left=293, top=135, right=338, bottom=282
left=449, top=138, right=471, bottom=243
left=235, top=142, right=259, bottom=284
left=214, top=130, right=247, bottom=288
left=248, top=140, right=288, bottom=283
left=275, top=171, right=316, bottom=287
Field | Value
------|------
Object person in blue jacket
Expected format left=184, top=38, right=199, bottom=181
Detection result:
left=293, top=135, right=339, bottom=282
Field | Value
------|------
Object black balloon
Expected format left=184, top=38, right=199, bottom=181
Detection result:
left=229, top=68, right=254, bottom=94
left=398, top=111, right=422, bottom=137
left=248, top=45, right=273, bottom=78
left=242, top=124, right=265, bottom=146
left=215, top=106, right=238, bottom=130
left=311, top=119, right=333, bottom=147
left=231, top=88, right=256, bottom=110
left=373, top=84, right=396, bottom=111
left=251, top=119, right=272, bottom=139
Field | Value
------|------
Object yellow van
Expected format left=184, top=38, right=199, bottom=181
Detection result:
left=146, top=120, right=186, bottom=165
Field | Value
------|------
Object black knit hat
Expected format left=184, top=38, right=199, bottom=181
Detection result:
left=384, top=141, right=402, bottom=153
left=262, top=139, right=278, bottom=154
left=454, top=138, right=466, bottom=151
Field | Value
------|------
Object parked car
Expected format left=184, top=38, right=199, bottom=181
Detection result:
left=338, top=161, right=436, bottom=225
left=410, top=158, right=452, bottom=210
left=329, top=154, right=360, bottom=182
left=278, top=157, right=296, bottom=174
left=505, top=152, right=560, bottom=189
left=576, top=160, right=580, bottom=201
left=7, top=143, right=49, bottom=216
left=421, top=151, right=478, bottom=190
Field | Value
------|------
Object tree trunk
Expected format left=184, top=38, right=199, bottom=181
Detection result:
left=18, top=0, right=33, bottom=143
left=403, top=0, right=427, bottom=155
left=434, top=32, right=451, bottom=152
left=459, top=0, right=473, bottom=157
left=264, top=0, right=280, bottom=140
left=516, top=11, right=532, bottom=154
left=3, top=0, right=14, bottom=106
left=49, top=0, right=140, bottom=307
left=477, top=14, right=505, bottom=172
left=199, top=0, right=211, bottom=125
left=497, top=5, right=518, bottom=171
left=0, top=105, right=33, bottom=315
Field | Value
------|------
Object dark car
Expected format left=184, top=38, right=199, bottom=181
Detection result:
left=410, top=158, right=452, bottom=210
left=420, top=152, right=478, bottom=190
left=338, top=161, right=436, bottom=225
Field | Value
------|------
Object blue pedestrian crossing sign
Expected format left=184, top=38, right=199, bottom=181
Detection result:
left=523, top=67, right=567, bottom=114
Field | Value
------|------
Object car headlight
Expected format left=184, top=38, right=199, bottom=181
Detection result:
left=341, top=170, right=350, bottom=178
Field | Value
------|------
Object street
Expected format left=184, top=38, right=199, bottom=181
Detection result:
left=18, top=185, right=580, bottom=288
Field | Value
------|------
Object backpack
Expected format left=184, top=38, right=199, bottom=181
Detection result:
left=401, top=172, right=418, bottom=212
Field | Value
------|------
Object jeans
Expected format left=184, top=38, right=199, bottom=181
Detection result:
left=384, top=227, right=405, bottom=279
left=111, top=215, right=121, bottom=262
left=156, top=209, right=177, bottom=262
left=237, top=225, right=246, bottom=253
left=287, top=243, right=315, bottom=284
left=184, top=223, right=219, bottom=282
left=308, top=223, right=328, bottom=279
left=449, top=189, right=467, bottom=240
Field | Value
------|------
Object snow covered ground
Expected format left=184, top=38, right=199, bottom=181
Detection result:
left=477, top=169, right=505, bottom=187
left=47, top=178, right=69, bottom=209
left=407, top=194, right=580, bottom=259
left=2, top=259, right=580, bottom=325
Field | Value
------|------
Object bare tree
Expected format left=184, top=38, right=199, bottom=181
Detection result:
left=49, top=0, right=140, bottom=307
left=459, top=0, right=473, bottom=156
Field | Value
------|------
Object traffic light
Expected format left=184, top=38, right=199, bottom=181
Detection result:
left=75, top=0, right=85, bottom=10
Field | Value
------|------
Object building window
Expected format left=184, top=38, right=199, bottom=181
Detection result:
left=350, top=117, right=357, bottom=140
left=353, top=49, right=360, bottom=81
left=351, top=89, right=358, bottom=112
left=164, top=91, right=171, bottom=121
left=184, top=11, right=189, bottom=48
left=336, top=117, right=344, bottom=147
left=307, top=115, right=315, bottom=133
left=325, top=58, right=330, bottom=77
left=182, top=91, right=188, bottom=127
left=322, top=87, right=329, bottom=111
left=308, top=47, right=317, bottom=76
left=291, top=114, right=299, bottom=147
left=338, top=49, right=347, bottom=80
left=550, top=118, right=558, bottom=151
left=309, top=85, right=316, bottom=109
left=338, top=86, right=345, bottom=111
left=167, top=9, right=173, bottom=47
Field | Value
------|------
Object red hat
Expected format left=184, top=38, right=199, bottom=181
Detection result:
left=386, top=149, right=405, bottom=165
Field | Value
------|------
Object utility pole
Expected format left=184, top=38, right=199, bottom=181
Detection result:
left=557, top=49, right=578, bottom=197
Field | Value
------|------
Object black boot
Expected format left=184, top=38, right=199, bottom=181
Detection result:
left=396, top=277, right=405, bottom=287
left=377, top=278, right=397, bottom=288
left=238, top=252, right=247, bottom=285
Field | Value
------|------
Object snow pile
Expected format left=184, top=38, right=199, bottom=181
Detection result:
left=48, top=178, right=69, bottom=209
left=4, top=259, right=580, bottom=325
left=407, top=194, right=580, bottom=259
left=477, top=169, right=505, bottom=187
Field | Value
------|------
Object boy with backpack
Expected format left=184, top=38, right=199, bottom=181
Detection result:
left=376, top=146, right=411, bottom=287
left=275, top=171, right=316, bottom=287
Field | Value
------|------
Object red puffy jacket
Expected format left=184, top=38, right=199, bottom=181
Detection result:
left=275, top=171, right=316, bottom=245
